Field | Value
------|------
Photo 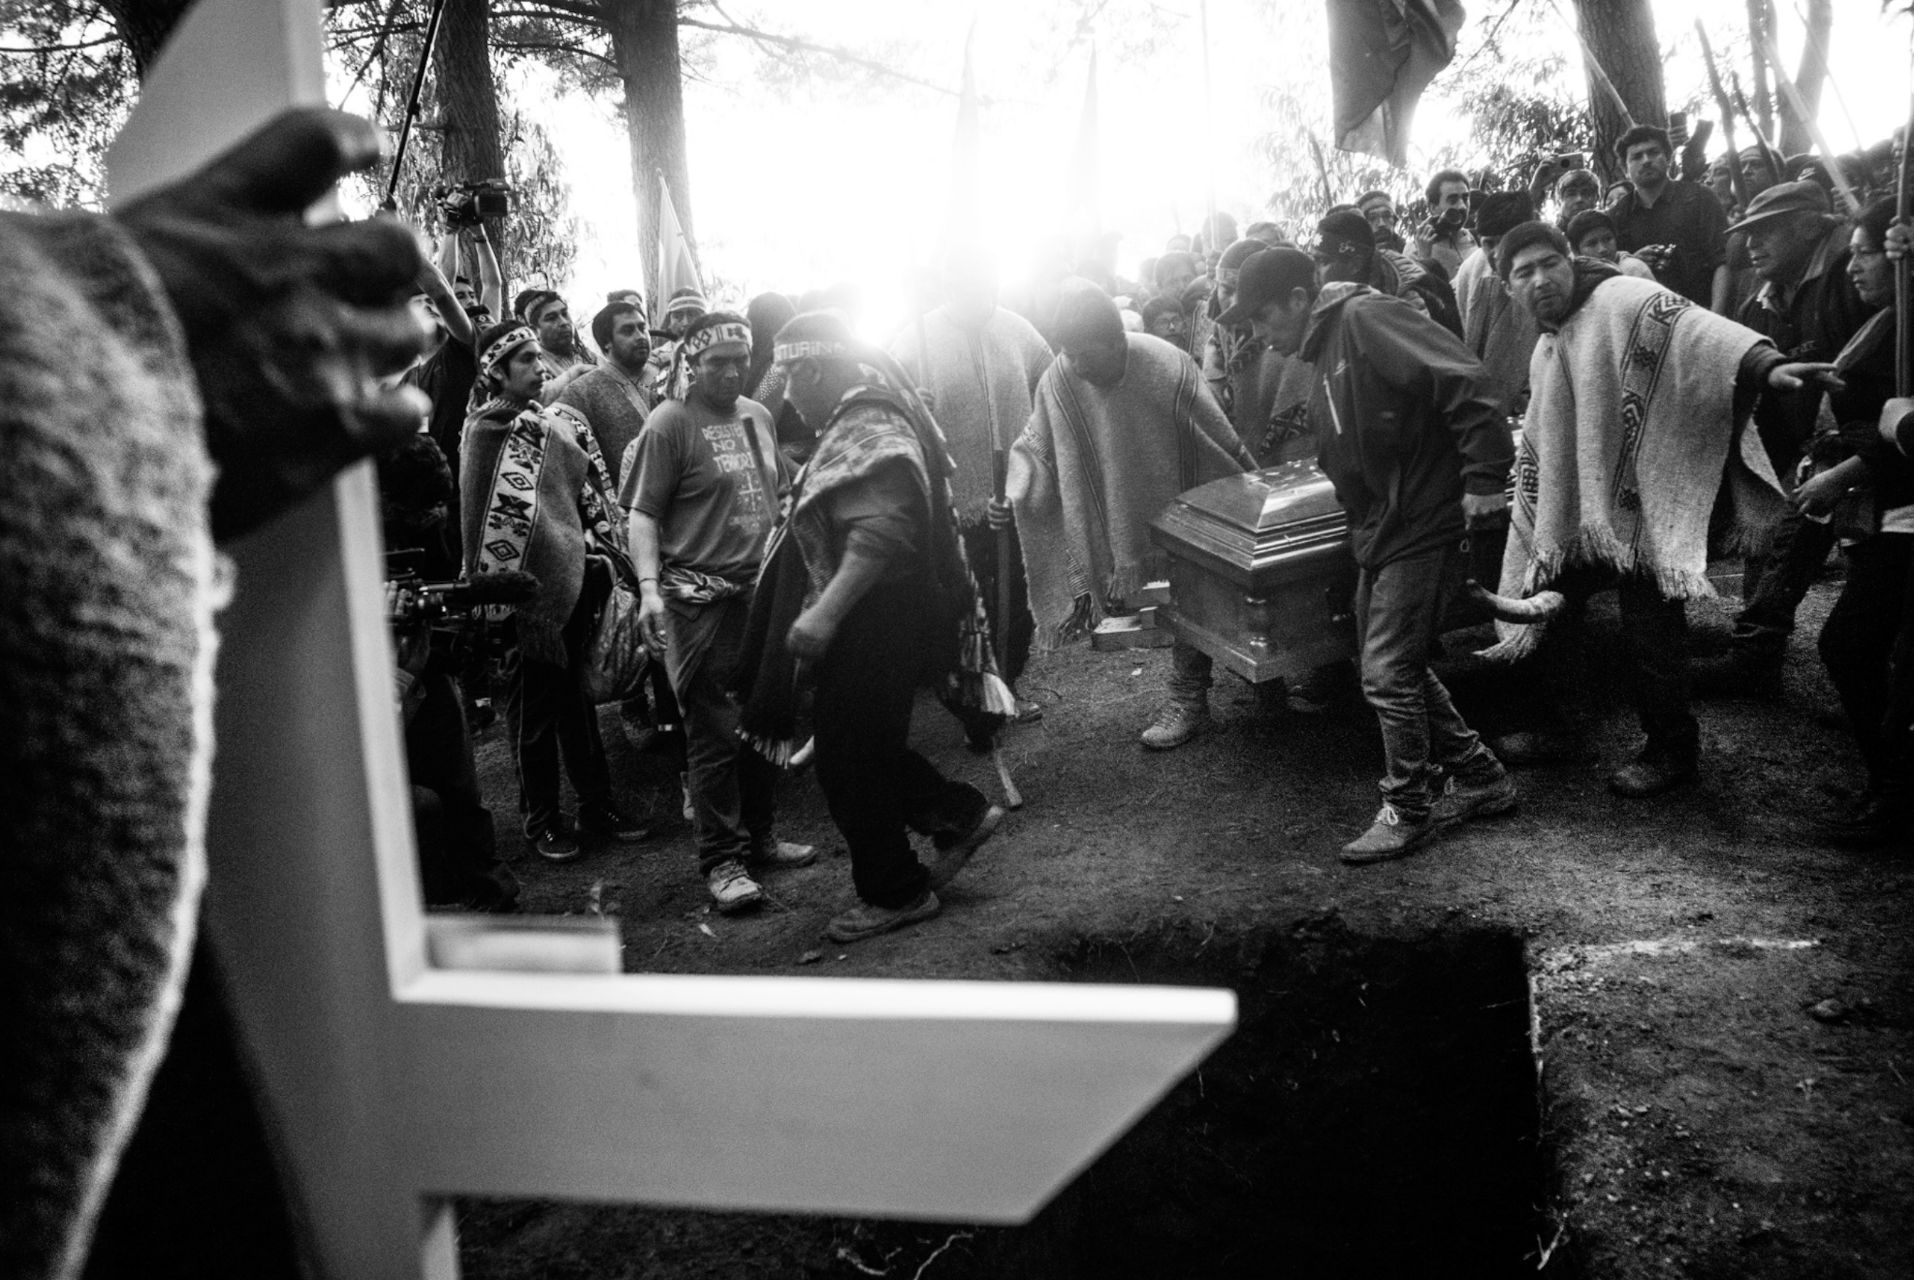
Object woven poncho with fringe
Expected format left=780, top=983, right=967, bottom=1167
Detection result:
left=1487, top=275, right=1786, bottom=661
left=734, top=348, right=1015, bottom=765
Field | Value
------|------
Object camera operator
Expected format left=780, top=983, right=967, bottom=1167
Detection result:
left=1410, top=168, right=1477, bottom=280
left=379, top=435, right=520, bottom=911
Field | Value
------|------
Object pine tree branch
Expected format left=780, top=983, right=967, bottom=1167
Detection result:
left=679, top=10, right=957, bottom=97
left=0, top=35, right=118, bottom=53
left=495, top=36, right=617, bottom=70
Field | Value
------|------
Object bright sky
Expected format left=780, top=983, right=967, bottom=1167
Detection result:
left=479, top=0, right=1914, bottom=346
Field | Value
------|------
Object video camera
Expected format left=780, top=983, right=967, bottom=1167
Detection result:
left=386, top=550, right=537, bottom=666
left=436, top=178, right=513, bottom=228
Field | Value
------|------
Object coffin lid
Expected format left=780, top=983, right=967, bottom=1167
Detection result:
left=1149, top=461, right=1348, bottom=584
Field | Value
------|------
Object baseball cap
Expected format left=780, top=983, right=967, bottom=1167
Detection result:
left=1215, top=247, right=1317, bottom=327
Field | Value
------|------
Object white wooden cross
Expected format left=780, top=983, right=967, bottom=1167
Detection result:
left=105, top=3, right=1235, bottom=1276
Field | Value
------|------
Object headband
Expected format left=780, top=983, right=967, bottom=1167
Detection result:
left=773, top=338, right=854, bottom=363
left=481, top=326, right=538, bottom=379
left=683, top=320, right=752, bottom=358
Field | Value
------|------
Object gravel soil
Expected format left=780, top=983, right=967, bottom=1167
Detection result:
left=454, top=567, right=1913, bottom=1279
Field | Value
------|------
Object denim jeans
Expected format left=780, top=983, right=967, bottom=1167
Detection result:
left=1354, top=547, right=1490, bottom=819
left=662, top=594, right=776, bottom=874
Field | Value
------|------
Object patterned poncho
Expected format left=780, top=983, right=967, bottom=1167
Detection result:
left=735, top=350, right=1015, bottom=764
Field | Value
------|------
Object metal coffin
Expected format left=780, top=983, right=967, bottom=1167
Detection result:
left=1148, top=460, right=1358, bottom=684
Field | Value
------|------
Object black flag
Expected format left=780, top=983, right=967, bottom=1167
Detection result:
left=1328, top=0, right=1466, bottom=167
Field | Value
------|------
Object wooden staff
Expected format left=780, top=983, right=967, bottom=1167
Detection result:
left=1898, top=78, right=1913, bottom=398
left=1752, top=24, right=1860, bottom=215
left=1695, top=22, right=1751, bottom=213
left=1729, top=71, right=1785, bottom=190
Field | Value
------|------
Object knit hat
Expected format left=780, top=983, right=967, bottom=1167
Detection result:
left=1475, top=191, right=1534, bottom=240
left=1052, top=278, right=1126, bottom=348
left=1215, top=237, right=1267, bottom=287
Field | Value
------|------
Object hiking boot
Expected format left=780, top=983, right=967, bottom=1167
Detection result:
left=1690, top=648, right=1783, bottom=701
left=747, top=839, right=819, bottom=871
left=529, top=825, right=581, bottom=863
left=824, top=889, right=942, bottom=943
left=1431, top=768, right=1518, bottom=826
left=1340, top=802, right=1435, bottom=865
left=706, top=859, right=764, bottom=913
left=579, top=801, right=649, bottom=844
left=1487, top=729, right=1582, bottom=767
left=928, top=804, right=1006, bottom=890
left=1607, top=747, right=1698, bottom=799
left=1140, top=702, right=1211, bottom=750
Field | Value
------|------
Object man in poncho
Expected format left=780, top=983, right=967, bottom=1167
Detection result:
left=1002, top=279, right=1256, bottom=750
left=463, top=322, right=646, bottom=859
left=735, top=311, right=1012, bottom=944
left=890, top=247, right=1055, bottom=719
left=1489, top=221, right=1839, bottom=797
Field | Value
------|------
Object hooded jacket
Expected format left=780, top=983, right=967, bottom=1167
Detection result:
left=1299, top=283, right=1513, bottom=570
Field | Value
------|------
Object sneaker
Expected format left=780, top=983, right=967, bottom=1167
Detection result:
left=579, top=801, right=649, bottom=843
left=1014, top=698, right=1044, bottom=723
left=706, top=859, right=764, bottom=913
left=824, top=890, right=942, bottom=943
left=928, top=804, right=1005, bottom=890
left=1340, top=802, right=1435, bottom=865
left=530, top=826, right=581, bottom=863
left=1140, top=702, right=1211, bottom=750
left=1430, top=769, right=1518, bottom=827
left=748, top=839, right=819, bottom=870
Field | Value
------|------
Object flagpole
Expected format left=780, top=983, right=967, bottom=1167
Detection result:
left=1200, top=0, right=1217, bottom=253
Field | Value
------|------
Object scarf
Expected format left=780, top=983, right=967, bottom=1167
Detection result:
left=1010, top=333, right=1256, bottom=648
left=1486, top=275, right=1785, bottom=661
left=734, top=352, right=1014, bottom=764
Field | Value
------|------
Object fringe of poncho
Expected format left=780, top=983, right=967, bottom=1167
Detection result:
left=1483, top=277, right=1785, bottom=663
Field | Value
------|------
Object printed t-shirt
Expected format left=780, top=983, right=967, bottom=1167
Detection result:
left=620, top=394, right=778, bottom=582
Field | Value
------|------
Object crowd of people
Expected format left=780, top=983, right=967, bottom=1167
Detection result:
left=385, top=117, right=1914, bottom=944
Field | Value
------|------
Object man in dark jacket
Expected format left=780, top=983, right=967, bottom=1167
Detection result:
left=1220, top=248, right=1516, bottom=863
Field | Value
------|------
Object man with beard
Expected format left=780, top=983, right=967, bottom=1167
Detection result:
left=625, top=312, right=816, bottom=913
left=1221, top=247, right=1514, bottom=862
left=735, top=311, right=1010, bottom=943
left=889, top=247, right=1055, bottom=723
left=463, top=322, right=644, bottom=860
left=558, top=300, right=654, bottom=487
left=1485, top=222, right=1836, bottom=796
left=526, top=291, right=595, bottom=394
left=1607, top=124, right=1731, bottom=312
left=1410, top=168, right=1477, bottom=279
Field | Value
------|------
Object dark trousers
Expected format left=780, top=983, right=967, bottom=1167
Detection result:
left=1735, top=507, right=1837, bottom=652
left=500, top=606, right=612, bottom=839
left=665, top=594, right=776, bottom=874
left=1511, top=570, right=1698, bottom=761
left=1354, top=547, right=1491, bottom=819
left=1820, top=534, right=1914, bottom=792
left=812, top=578, right=990, bottom=909
left=404, top=670, right=498, bottom=901
left=961, top=521, right=1033, bottom=686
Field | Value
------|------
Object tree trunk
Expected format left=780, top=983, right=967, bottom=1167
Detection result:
left=99, top=0, right=196, bottom=76
left=1777, top=0, right=1833, bottom=156
left=603, top=0, right=691, bottom=304
left=433, top=0, right=512, bottom=273
left=1746, top=0, right=1777, bottom=143
left=1569, top=0, right=1666, bottom=181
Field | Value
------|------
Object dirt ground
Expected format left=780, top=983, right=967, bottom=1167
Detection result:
left=453, top=566, right=1913, bottom=1279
